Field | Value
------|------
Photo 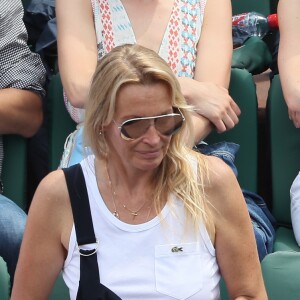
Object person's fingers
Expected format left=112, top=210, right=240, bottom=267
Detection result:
left=226, top=106, right=240, bottom=126
left=230, top=99, right=241, bottom=116
left=288, top=108, right=293, bottom=120
left=213, top=119, right=227, bottom=133
left=292, top=112, right=300, bottom=128
left=208, top=105, right=240, bottom=133
left=288, top=109, right=300, bottom=128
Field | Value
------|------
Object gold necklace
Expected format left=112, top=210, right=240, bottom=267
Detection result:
left=105, top=163, right=119, bottom=219
left=105, top=162, right=152, bottom=220
left=122, top=202, right=148, bottom=218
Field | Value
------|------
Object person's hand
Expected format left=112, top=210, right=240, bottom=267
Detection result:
left=179, top=78, right=241, bottom=133
left=195, top=83, right=241, bottom=133
left=288, top=104, right=300, bottom=128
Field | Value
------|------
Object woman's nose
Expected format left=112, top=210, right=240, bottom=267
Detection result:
left=142, top=124, right=161, bottom=144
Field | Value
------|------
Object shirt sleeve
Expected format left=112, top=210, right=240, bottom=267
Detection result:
left=0, top=0, right=46, bottom=97
left=290, top=172, right=300, bottom=246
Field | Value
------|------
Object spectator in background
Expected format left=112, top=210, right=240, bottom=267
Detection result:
left=277, top=0, right=300, bottom=247
left=278, top=0, right=300, bottom=128
left=0, top=0, right=46, bottom=288
left=56, top=0, right=241, bottom=168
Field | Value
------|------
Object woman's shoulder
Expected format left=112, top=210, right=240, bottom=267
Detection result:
left=193, top=151, right=236, bottom=182
left=32, top=169, right=70, bottom=210
left=193, top=151, right=239, bottom=197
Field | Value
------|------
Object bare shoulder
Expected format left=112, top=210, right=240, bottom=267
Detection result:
left=203, top=154, right=238, bottom=190
left=196, top=153, right=244, bottom=211
left=30, top=169, right=70, bottom=214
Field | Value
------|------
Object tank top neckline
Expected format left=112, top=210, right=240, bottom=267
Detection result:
left=81, top=155, right=172, bottom=233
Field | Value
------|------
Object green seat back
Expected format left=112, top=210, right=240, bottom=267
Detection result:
left=273, top=227, right=299, bottom=252
left=267, top=75, right=300, bottom=226
left=49, top=273, right=69, bottom=300
left=262, top=251, right=300, bottom=300
left=266, top=74, right=300, bottom=252
left=232, top=0, right=271, bottom=16
left=206, top=68, right=258, bottom=192
left=48, top=73, right=76, bottom=170
left=21, top=0, right=31, bottom=9
left=2, top=135, right=27, bottom=211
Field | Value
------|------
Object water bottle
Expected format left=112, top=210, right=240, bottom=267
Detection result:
left=232, top=12, right=278, bottom=48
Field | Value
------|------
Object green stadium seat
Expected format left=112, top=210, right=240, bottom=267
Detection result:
left=206, top=68, right=258, bottom=192
left=232, top=0, right=272, bottom=16
left=266, top=74, right=300, bottom=251
left=262, top=251, right=300, bottom=299
left=21, top=0, right=31, bottom=10
left=2, top=135, right=27, bottom=211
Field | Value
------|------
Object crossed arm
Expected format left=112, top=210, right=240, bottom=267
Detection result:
left=57, top=0, right=240, bottom=143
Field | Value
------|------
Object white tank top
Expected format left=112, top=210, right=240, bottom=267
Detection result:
left=62, top=155, right=221, bottom=300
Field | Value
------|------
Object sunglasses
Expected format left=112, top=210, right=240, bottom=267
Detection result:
left=113, top=108, right=185, bottom=141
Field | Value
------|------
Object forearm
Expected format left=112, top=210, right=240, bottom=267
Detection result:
left=195, top=0, right=232, bottom=88
left=278, top=51, right=300, bottom=108
left=0, top=89, right=43, bottom=137
left=278, top=0, right=300, bottom=109
left=58, top=64, right=96, bottom=109
left=57, top=0, right=98, bottom=108
left=177, top=76, right=240, bottom=133
left=190, top=113, right=213, bottom=145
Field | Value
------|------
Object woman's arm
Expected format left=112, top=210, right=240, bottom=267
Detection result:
left=206, top=156, right=267, bottom=299
left=56, top=0, right=98, bottom=108
left=0, top=89, right=42, bottom=137
left=278, top=0, right=300, bottom=128
left=179, top=0, right=240, bottom=135
left=11, top=171, right=72, bottom=299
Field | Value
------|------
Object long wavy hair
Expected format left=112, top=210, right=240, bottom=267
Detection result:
left=84, top=44, right=211, bottom=229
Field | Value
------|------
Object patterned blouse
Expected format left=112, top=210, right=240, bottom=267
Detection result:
left=65, top=0, right=207, bottom=124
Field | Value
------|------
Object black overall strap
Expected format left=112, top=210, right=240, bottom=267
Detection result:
left=63, top=164, right=97, bottom=246
left=63, top=164, right=122, bottom=300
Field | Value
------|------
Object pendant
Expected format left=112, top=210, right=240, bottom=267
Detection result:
left=113, top=211, right=119, bottom=219
left=131, top=212, right=138, bottom=217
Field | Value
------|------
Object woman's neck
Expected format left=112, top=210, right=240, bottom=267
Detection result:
left=94, top=157, right=160, bottom=224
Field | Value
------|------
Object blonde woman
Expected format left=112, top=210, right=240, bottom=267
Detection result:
left=12, top=44, right=266, bottom=300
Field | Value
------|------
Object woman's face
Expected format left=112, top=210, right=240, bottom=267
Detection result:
left=104, top=82, right=174, bottom=172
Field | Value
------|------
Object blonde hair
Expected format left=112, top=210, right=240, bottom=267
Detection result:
left=84, top=44, right=210, bottom=229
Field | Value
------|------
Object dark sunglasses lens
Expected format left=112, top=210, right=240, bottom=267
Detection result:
left=155, top=114, right=183, bottom=136
left=121, top=114, right=183, bottom=139
left=121, top=119, right=148, bottom=139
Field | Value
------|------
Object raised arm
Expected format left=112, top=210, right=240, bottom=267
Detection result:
left=56, top=0, right=98, bottom=108
left=278, top=0, right=300, bottom=128
left=11, top=171, right=72, bottom=299
left=206, top=156, right=267, bottom=299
